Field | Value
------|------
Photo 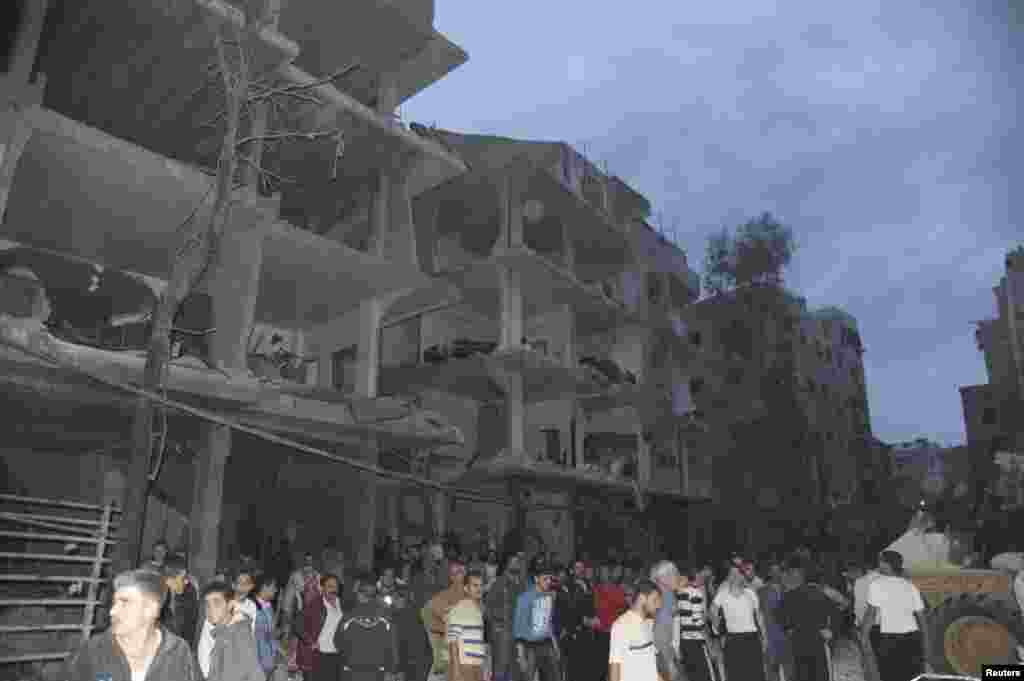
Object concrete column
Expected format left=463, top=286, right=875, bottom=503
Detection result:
left=189, top=422, right=230, bottom=584
left=636, top=428, right=651, bottom=489
left=499, top=264, right=524, bottom=351
left=494, top=172, right=524, bottom=253
left=0, top=79, right=43, bottom=224
left=574, top=404, right=587, bottom=470
left=505, top=373, right=526, bottom=455
left=679, top=427, right=689, bottom=496
left=3, top=0, right=50, bottom=88
left=431, top=488, right=447, bottom=538
left=354, top=298, right=382, bottom=398
left=345, top=439, right=379, bottom=571
left=209, top=226, right=264, bottom=370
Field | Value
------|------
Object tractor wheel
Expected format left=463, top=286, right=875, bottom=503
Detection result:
left=927, top=593, right=1024, bottom=676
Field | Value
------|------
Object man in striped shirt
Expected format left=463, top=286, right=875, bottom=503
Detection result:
left=676, top=568, right=716, bottom=681
left=448, top=569, right=489, bottom=681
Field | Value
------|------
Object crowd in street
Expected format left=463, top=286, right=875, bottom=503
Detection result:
left=59, top=527, right=955, bottom=681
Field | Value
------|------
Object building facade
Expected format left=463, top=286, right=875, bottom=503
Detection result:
left=960, top=245, right=1024, bottom=505
left=676, top=285, right=873, bottom=554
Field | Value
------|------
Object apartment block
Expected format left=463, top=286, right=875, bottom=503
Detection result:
left=675, top=284, right=872, bottom=553
left=960, top=245, right=1024, bottom=504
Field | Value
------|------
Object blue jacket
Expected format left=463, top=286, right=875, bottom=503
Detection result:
left=253, top=602, right=277, bottom=674
left=513, top=589, right=554, bottom=642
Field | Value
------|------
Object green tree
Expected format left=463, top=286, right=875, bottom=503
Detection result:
left=703, top=212, right=796, bottom=295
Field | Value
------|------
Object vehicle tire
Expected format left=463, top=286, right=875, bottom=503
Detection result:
left=927, top=593, right=1024, bottom=676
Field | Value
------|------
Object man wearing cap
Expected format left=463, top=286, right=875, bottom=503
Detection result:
left=860, top=551, right=930, bottom=681
left=513, top=558, right=559, bottom=681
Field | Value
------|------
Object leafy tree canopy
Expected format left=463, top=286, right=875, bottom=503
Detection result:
left=703, top=212, right=796, bottom=296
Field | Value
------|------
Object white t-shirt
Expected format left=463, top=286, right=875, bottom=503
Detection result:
left=712, top=588, right=759, bottom=634
left=866, top=575, right=925, bottom=634
left=609, top=610, right=658, bottom=681
left=198, top=619, right=215, bottom=678
left=318, top=597, right=343, bottom=654
left=853, top=571, right=880, bottom=626
left=238, top=598, right=260, bottom=635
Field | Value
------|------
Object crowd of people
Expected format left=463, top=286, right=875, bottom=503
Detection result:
left=59, top=526, right=953, bottom=681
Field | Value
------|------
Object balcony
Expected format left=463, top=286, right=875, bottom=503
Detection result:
left=2, top=108, right=430, bottom=329
left=36, top=0, right=465, bottom=204
left=378, top=341, right=598, bottom=405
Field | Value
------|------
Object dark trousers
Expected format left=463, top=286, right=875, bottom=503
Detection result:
left=314, top=652, right=343, bottom=681
left=790, top=634, right=829, bottom=681
left=518, top=639, right=560, bottom=681
left=564, top=631, right=597, bottom=681
left=492, top=626, right=518, bottom=681
left=876, top=632, right=922, bottom=681
left=723, top=633, right=765, bottom=681
left=595, top=631, right=611, bottom=681
left=679, top=639, right=717, bottom=681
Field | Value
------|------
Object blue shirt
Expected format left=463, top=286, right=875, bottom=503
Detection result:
left=513, top=589, right=554, bottom=642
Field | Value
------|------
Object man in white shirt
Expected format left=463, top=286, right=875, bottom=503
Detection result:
left=850, top=563, right=881, bottom=681
left=860, top=551, right=930, bottom=681
left=609, top=579, right=663, bottom=681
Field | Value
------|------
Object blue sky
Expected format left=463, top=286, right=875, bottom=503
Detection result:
left=404, top=0, right=1023, bottom=447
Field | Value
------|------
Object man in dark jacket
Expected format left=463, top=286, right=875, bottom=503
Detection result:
left=160, top=555, right=200, bottom=647
left=197, top=581, right=266, bottom=681
left=557, top=560, right=598, bottom=681
left=779, top=559, right=839, bottom=681
left=64, top=569, right=199, bottom=681
left=485, top=552, right=526, bottom=681
left=337, top=576, right=400, bottom=681
left=394, top=587, right=433, bottom=681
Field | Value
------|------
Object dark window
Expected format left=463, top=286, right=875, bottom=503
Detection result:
left=825, top=348, right=833, bottom=363
left=800, top=332, right=807, bottom=345
left=826, top=432, right=834, bottom=442
left=690, top=330, right=702, bottom=347
left=982, top=407, right=998, bottom=426
left=807, top=379, right=817, bottom=393
left=332, top=345, right=358, bottom=392
left=689, top=377, right=705, bottom=395
left=726, top=366, right=745, bottom=385
left=783, top=316, right=795, bottom=333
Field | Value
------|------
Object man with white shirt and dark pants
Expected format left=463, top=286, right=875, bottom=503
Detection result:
left=609, top=579, right=663, bottom=681
left=860, top=551, right=930, bottom=681
left=850, top=561, right=881, bottom=681
left=710, top=565, right=766, bottom=681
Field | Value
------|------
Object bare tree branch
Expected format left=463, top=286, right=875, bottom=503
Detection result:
left=235, top=128, right=341, bottom=147
left=237, top=154, right=295, bottom=185
left=247, top=62, right=361, bottom=103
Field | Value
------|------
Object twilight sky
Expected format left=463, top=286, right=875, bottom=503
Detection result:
left=404, top=0, right=1023, bottom=447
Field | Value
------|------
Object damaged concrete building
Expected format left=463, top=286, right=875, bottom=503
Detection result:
left=0, top=0, right=709, bottom=626
left=676, top=285, right=875, bottom=553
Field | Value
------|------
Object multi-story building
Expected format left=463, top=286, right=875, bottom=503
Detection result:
left=372, top=131, right=703, bottom=562
left=960, top=245, right=1024, bottom=503
left=677, top=284, right=872, bottom=553
left=0, top=0, right=470, bottom=582
left=0, top=1, right=709, bottom=588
